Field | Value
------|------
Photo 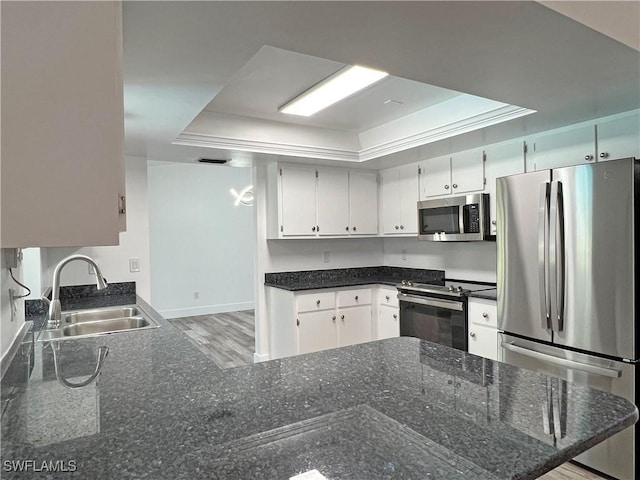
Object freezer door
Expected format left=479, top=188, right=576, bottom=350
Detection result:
left=497, top=170, right=553, bottom=342
left=499, top=334, right=635, bottom=480
left=551, top=160, right=636, bottom=359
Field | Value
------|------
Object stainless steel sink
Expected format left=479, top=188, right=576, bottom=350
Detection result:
left=39, top=304, right=160, bottom=342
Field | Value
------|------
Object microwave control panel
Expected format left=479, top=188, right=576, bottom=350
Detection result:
left=464, top=204, right=481, bottom=233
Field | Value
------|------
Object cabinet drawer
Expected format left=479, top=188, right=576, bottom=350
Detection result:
left=377, top=287, right=399, bottom=307
left=296, top=291, right=336, bottom=312
left=468, top=324, right=498, bottom=361
left=468, top=298, right=497, bottom=328
left=337, top=288, right=372, bottom=308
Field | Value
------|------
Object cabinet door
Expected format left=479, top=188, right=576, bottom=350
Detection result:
left=377, top=305, right=399, bottom=340
left=529, top=124, right=596, bottom=171
left=298, top=310, right=337, bottom=354
left=338, top=305, right=372, bottom=347
left=467, top=324, right=498, bottom=361
left=597, top=113, right=640, bottom=161
left=1, top=1, right=125, bottom=247
left=379, top=168, right=401, bottom=234
left=419, top=155, right=451, bottom=199
left=451, top=148, right=484, bottom=194
left=398, top=163, right=419, bottom=234
left=483, top=142, right=525, bottom=235
left=317, top=167, right=349, bottom=236
left=280, top=165, right=317, bottom=236
left=349, top=171, right=378, bottom=235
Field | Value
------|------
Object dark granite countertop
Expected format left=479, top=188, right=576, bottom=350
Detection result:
left=469, top=288, right=498, bottom=301
left=265, top=266, right=444, bottom=291
left=1, top=296, right=637, bottom=479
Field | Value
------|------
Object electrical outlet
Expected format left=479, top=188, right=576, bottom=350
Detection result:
left=129, top=257, right=141, bottom=273
left=323, top=251, right=330, bottom=263
left=88, top=264, right=96, bottom=275
left=194, top=291, right=199, bottom=300
left=401, top=249, right=407, bottom=261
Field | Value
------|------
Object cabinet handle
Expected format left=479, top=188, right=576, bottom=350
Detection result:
left=353, top=226, right=357, bottom=232
left=452, top=184, right=458, bottom=189
left=316, top=300, right=321, bottom=305
left=341, top=314, right=345, bottom=321
left=312, top=226, right=316, bottom=232
left=444, top=185, right=450, bottom=190
left=492, top=220, right=497, bottom=225
left=599, top=152, right=609, bottom=159
left=385, top=295, right=390, bottom=301
left=400, top=225, right=404, bottom=230
left=470, top=332, right=476, bottom=338
left=355, top=295, right=359, bottom=301
left=392, top=314, right=397, bottom=319
left=345, top=226, right=349, bottom=231
left=482, top=312, right=488, bottom=318
left=584, top=154, right=594, bottom=161
left=332, top=315, right=336, bottom=321
left=395, top=225, right=399, bottom=230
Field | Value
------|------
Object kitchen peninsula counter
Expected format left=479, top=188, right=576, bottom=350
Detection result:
left=1, top=297, right=637, bottom=479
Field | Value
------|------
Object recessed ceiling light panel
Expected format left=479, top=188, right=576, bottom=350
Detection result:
left=280, top=65, right=388, bottom=117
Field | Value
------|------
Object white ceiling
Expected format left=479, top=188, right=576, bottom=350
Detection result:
left=204, top=45, right=463, bottom=133
left=122, top=1, right=640, bottom=168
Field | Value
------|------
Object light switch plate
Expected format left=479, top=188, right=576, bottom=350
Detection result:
left=129, top=257, right=141, bottom=273
left=323, top=251, right=330, bottom=263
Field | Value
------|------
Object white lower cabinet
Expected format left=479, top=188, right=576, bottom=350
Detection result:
left=338, top=305, right=372, bottom=347
left=298, top=310, right=338, bottom=354
left=467, top=297, right=498, bottom=361
left=268, top=284, right=398, bottom=359
left=378, top=305, right=400, bottom=340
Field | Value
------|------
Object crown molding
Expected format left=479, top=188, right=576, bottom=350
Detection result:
left=173, top=132, right=361, bottom=162
left=174, top=105, right=535, bottom=163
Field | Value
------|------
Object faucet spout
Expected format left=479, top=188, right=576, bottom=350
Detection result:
left=47, top=255, right=108, bottom=329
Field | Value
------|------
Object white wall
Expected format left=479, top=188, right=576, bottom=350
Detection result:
left=0, top=250, right=26, bottom=362
left=147, top=161, right=255, bottom=318
left=384, top=237, right=497, bottom=283
left=40, top=156, right=152, bottom=301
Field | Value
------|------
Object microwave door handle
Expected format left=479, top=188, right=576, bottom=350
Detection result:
left=549, top=181, right=565, bottom=332
left=501, top=342, right=622, bottom=378
left=459, top=205, right=465, bottom=234
left=538, top=182, right=551, bottom=329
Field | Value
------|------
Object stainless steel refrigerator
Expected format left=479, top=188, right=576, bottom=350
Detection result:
left=497, top=157, right=638, bottom=480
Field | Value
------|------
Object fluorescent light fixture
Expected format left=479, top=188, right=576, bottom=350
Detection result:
left=280, top=65, right=388, bottom=117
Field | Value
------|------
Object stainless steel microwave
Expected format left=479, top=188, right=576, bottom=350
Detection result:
left=418, top=193, right=490, bottom=241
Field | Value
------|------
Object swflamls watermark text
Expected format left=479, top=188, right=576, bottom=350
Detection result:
left=3, top=459, right=77, bottom=473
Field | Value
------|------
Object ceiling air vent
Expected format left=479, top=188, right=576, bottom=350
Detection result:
left=197, top=158, right=228, bottom=165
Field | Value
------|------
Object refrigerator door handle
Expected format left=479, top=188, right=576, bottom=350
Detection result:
left=501, top=341, right=622, bottom=378
left=549, top=181, right=565, bottom=332
left=538, top=182, right=551, bottom=329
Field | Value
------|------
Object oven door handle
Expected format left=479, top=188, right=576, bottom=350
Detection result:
left=397, top=293, right=464, bottom=311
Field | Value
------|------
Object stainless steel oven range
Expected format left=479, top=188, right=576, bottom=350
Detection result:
left=397, top=280, right=494, bottom=351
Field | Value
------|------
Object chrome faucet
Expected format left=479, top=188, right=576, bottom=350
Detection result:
left=46, top=255, right=108, bottom=328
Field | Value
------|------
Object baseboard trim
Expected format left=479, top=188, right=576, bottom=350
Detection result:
left=159, top=302, right=255, bottom=319
left=253, top=352, right=269, bottom=363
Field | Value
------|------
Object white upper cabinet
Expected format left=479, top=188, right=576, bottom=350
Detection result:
left=419, top=155, right=451, bottom=198
left=596, top=113, right=640, bottom=161
left=317, top=167, right=350, bottom=236
left=451, top=148, right=485, bottom=194
left=419, top=149, right=484, bottom=199
left=348, top=171, right=378, bottom=235
left=529, top=124, right=596, bottom=171
left=483, top=141, right=526, bottom=235
left=273, top=163, right=378, bottom=238
left=1, top=1, right=125, bottom=248
left=380, top=163, right=419, bottom=235
left=280, top=164, right=317, bottom=236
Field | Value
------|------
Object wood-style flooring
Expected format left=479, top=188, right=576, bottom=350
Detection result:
left=169, top=311, right=605, bottom=479
left=541, top=462, right=605, bottom=479
left=168, top=310, right=255, bottom=369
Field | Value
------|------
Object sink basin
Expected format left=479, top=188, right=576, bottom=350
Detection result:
left=38, top=304, right=160, bottom=342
